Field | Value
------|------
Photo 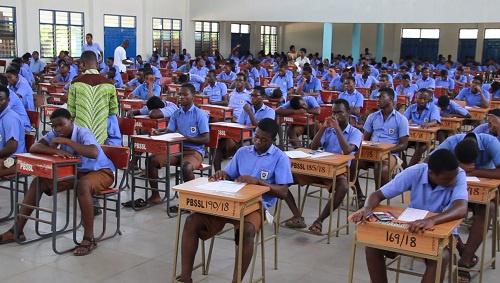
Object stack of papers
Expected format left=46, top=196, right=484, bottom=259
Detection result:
left=196, top=181, right=246, bottom=193
left=466, top=176, right=480, bottom=182
left=284, top=151, right=311, bottom=159
left=150, top=133, right=184, bottom=140
left=310, top=152, right=334, bottom=158
left=398, top=207, right=428, bottom=221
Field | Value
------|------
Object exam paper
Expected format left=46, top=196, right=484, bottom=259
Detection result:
left=196, top=181, right=246, bottom=193
left=398, top=207, right=429, bottom=222
left=466, top=176, right=480, bottom=182
left=284, top=151, right=311, bottom=159
left=309, top=152, right=334, bottom=158
left=150, top=133, right=184, bottom=140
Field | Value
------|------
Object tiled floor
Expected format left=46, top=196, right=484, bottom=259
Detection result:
left=0, top=159, right=499, bottom=283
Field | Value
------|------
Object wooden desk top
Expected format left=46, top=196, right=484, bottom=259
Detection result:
left=120, top=99, right=146, bottom=103
left=173, top=177, right=269, bottom=202
left=467, top=178, right=500, bottom=188
left=14, top=153, right=81, bottom=165
left=409, top=125, right=440, bottom=133
left=209, top=122, right=255, bottom=130
left=440, top=117, right=466, bottom=122
left=293, top=148, right=354, bottom=166
left=465, top=106, right=490, bottom=113
left=134, top=115, right=168, bottom=121
left=199, top=104, right=234, bottom=110
left=131, top=134, right=186, bottom=143
left=360, top=141, right=396, bottom=151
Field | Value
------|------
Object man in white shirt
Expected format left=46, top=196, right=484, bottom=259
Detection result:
left=295, top=48, right=310, bottom=68
left=114, top=40, right=130, bottom=73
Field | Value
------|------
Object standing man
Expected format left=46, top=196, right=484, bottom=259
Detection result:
left=114, top=40, right=130, bottom=73
left=82, top=33, right=104, bottom=64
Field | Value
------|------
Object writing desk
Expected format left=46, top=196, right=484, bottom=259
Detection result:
left=39, top=83, right=61, bottom=94
left=440, top=117, right=465, bottom=133
left=209, top=122, right=255, bottom=145
left=278, top=113, right=316, bottom=150
left=133, top=115, right=169, bottom=131
left=465, top=106, right=490, bottom=122
left=14, top=153, right=81, bottom=254
left=49, top=92, right=65, bottom=105
left=199, top=104, right=234, bottom=121
left=130, top=134, right=185, bottom=216
left=168, top=84, right=182, bottom=94
left=172, top=177, right=269, bottom=283
left=116, top=88, right=132, bottom=100
left=194, top=95, right=211, bottom=106
left=283, top=148, right=354, bottom=243
left=358, top=141, right=396, bottom=191
left=348, top=204, right=461, bottom=283
left=120, top=99, right=146, bottom=117
left=263, top=100, right=279, bottom=110
left=409, top=125, right=440, bottom=156
left=490, top=100, right=500, bottom=109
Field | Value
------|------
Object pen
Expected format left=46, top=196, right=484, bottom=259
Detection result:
left=387, top=211, right=398, bottom=219
left=355, top=212, right=374, bottom=225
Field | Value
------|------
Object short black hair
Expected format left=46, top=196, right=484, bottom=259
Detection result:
left=257, top=118, right=279, bottom=139
left=302, top=66, right=312, bottom=74
left=178, top=74, right=188, bottom=83
left=208, top=69, right=216, bottom=76
left=489, top=108, right=500, bottom=117
left=269, top=88, right=282, bottom=99
left=440, top=69, right=448, bottom=76
left=236, top=72, right=247, bottom=81
left=143, top=71, right=154, bottom=78
left=417, top=88, right=432, bottom=97
left=86, top=33, right=93, bottom=38
left=401, top=74, right=410, bottom=80
left=107, top=57, right=114, bottom=62
left=344, top=76, right=355, bottom=83
left=428, top=149, right=459, bottom=174
left=5, top=68, right=19, bottom=76
left=333, top=98, right=350, bottom=111
left=146, top=96, right=164, bottom=110
left=289, top=96, right=302, bottom=110
left=473, top=76, right=483, bottom=83
left=253, top=86, right=266, bottom=96
left=181, top=83, right=195, bottom=95
left=362, top=65, right=370, bottom=70
left=80, top=50, right=98, bottom=64
left=109, top=66, right=117, bottom=74
left=300, top=48, right=306, bottom=53
left=0, top=84, right=9, bottom=96
left=421, top=67, right=429, bottom=72
left=437, top=95, right=451, bottom=107
left=490, top=81, right=500, bottom=93
left=455, top=138, right=479, bottom=164
left=379, top=74, right=388, bottom=80
left=0, top=74, right=7, bottom=86
left=50, top=108, right=72, bottom=120
left=379, top=87, right=395, bottom=100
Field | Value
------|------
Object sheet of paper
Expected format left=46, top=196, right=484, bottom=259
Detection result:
left=150, top=133, right=184, bottom=140
left=466, top=176, right=480, bottom=182
left=196, top=181, right=246, bottom=193
left=398, top=207, right=429, bottom=222
left=309, top=152, right=334, bottom=158
left=284, top=151, right=311, bottom=159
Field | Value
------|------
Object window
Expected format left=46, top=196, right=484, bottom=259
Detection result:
left=152, top=18, right=182, bottom=57
left=485, top=29, right=500, bottom=39
left=261, top=25, right=278, bottom=55
left=0, top=6, right=16, bottom=57
left=231, top=23, right=250, bottom=34
left=39, top=10, right=84, bottom=58
left=194, top=21, right=219, bottom=56
left=402, top=28, right=439, bottom=39
left=459, top=29, right=478, bottom=39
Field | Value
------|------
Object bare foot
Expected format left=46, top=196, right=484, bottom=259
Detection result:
left=147, top=196, right=163, bottom=204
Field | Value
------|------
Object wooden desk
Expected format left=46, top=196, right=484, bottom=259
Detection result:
left=13, top=153, right=81, bottom=254
left=359, top=141, right=395, bottom=191
left=130, top=134, right=185, bottom=215
left=263, top=100, right=279, bottom=110
left=356, top=87, right=371, bottom=96
left=490, top=100, right=500, bottom=109
left=40, top=104, right=62, bottom=134
left=39, top=83, right=58, bottom=94
left=439, top=117, right=465, bottom=133
left=434, top=86, right=446, bottom=98
left=172, top=177, right=269, bottom=283
left=120, top=99, right=146, bottom=112
left=396, top=95, right=410, bottom=106
left=42, top=76, right=53, bottom=83
left=464, top=178, right=500, bottom=283
left=465, top=106, right=489, bottom=122
left=194, top=95, right=211, bottom=106
left=361, top=99, right=378, bottom=114
left=49, top=93, right=65, bottom=105
left=278, top=113, right=316, bottom=150
left=116, top=88, right=132, bottom=99
left=409, top=126, right=440, bottom=142
left=168, top=84, right=182, bottom=94
left=133, top=115, right=169, bottom=131
left=209, top=122, right=254, bottom=143
left=199, top=104, right=234, bottom=121
left=285, top=148, right=354, bottom=243
left=348, top=204, right=461, bottom=283
left=317, top=104, right=332, bottom=122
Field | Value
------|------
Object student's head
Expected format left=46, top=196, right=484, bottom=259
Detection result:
left=454, top=137, right=480, bottom=168
left=278, top=64, right=287, bottom=77
left=362, top=65, right=371, bottom=76
left=136, top=55, right=143, bottom=63
left=400, top=66, right=408, bottom=74
left=302, top=66, right=312, bottom=79
left=377, top=87, right=395, bottom=109
left=182, top=48, right=187, bottom=54
left=107, top=66, right=117, bottom=78
left=250, top=86, right=265, bottom=106
left=289, top=96, right=307, bottom=110
left=488, top=109, right=500, bottom=136
left=471, top=76, right=483, bottom=92
left=178, top=83, right=195, bottom=107
left=437, top=95, right=451, bottom=111
left=341, top=68, right=350, bottom=78
left=332, top=99, right=350, bottom=126
left=5, top=69, right=19, bottom=85
left=455, top=67, right=464, bottom=77
left=269, top=88, right=283, bottom=100
left=489, top=81, right=500, bottom=94
left=143, top=71, right=154, bottom=82
left=178, top=74, right=188, bottom=84
left=152, top=54, right=158, bottom=61
left=416, top=89, right=431, bottom=107
left=378, top=74, right=389, bottom=87
left=235, top=72, right=246, bottom=90
left=401, top=74, right=411, bottom=87
left=195, top=57, right=204, bottom=68
left=289, top=45, right=296, bottom=52
left=85, top=33, right=93, bottom=44
left=0, top=85, right=10, bottom=114
left=343, top=76, right=355, bottom=92
left=440, top=69, right=448, bottom=80
left=22, top=53, right=31, bottom=63
left=203, top=70, right=214, bottom=85
left=80, top=50, right=98, bottom=71
left=0, top=74, right=8, bottom=86
left=59, top=63, right=70, bottom=75
left=428, top=149, right=460, bottom=187
left=253, top=118, right=279, bottom=152
left=299, top=48, right=306, bottom=57
left=31, top=51, right=39, bottom=60
left=146, top=96, right=165, bottom=118
left=50, top=108, right=74, bottom=137
left=122, top=40, right=130, bottom=49
left=107, top=57, right=114, bottom=67
left=421, top=67, right=430, bottom=78
left=223, top=64, right=232, bottom=74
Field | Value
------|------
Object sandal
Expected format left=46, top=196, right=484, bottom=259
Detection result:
left=308, top=221, right=323, bottom=235
left=284, top=216, right=306, bottom=228
left=121, top=198, right=148, bottom=208
left=73, top=236, right=97, bottom=256
left=458, top=265, right=471, bottom=283
left=175, top=276, right=192, bottom=283
left=0, top=228, right=26, bottom=245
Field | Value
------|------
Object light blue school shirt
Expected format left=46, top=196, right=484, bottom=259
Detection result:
left=370, top=87, right=397, bottom=101
left=416, top=77, right=435, bottom=90
left=109, top=72, right=123, bottom=88
left=203, top=82, right=228, bottom=103
left=237, top=104, right=276, bottom=126
left=339, top=90, right=364, bottom=110
left=300, top=77, right=323, bottom=104
left=167, top=104, right=209, bottom=156
left=82, top=42, right=103, bottom=59
left=404, top=102, right=441, bottom=125
left=8, top=89, right=31, bottom=131
left=355, top=75, right=378, bottom=88
left=216, top=71, right=236, bottom=82
left=126, top=78, right=141, bottom=88
left=189, top=67, right=209, bottom=78
left=30, top=59, right=45, bottom=74
left=139, top=100, right=179, bottom=118
left=9, top=79, right=34, bottom=111
left=329, top=77, right=343, bottom=91
left=100, top=64, right=119, bottom=74
left=228, top=89, right=251, bottom=119
left=364, top=109, right=410, bottom=146
left=455, top=88, right=490, bottom=108
left=188, top=73, right=206, bottom=93
left=132, top=83, right=161, bottom=100
left=320, top=124, right=362, bottom=165
left=0, top=106, right=26, bottom=156
left=56, top=72, right=76, bottom=83
left=271, top=74, right=293, bottom=94
left=281, top=95, right=319, bottom=110
left=436, top=100, right=469, bottom=117
left=395, top=84, right=419, bottom=102
left=472, top=124, right=500, bottom=143
left=105, top=114, right=122, bottom=146
left=435, top=77, right=455, bottom=91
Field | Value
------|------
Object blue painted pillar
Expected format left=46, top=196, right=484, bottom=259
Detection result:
left=351, top=23, right=361, bottom=62
left=322, top=23, right=333, bottom=62
left=376, top=23, right=385, bottom=61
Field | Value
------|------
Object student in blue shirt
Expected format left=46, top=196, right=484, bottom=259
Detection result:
left=0, top=108, right=115, bottom=256
left=271, top=64, right=294, bottom=100
left=148, top=53, right=160, bottom=67
left=143, top=63, right=162, bottom=85
left=352, top=149, right=467, bottom=283
left=353, top=88, right=409, bottom=206
left=355, top=65, right=378, bottom=91
left=82, top=33, right=104, bottom=62
left=178, top=118, right=293, bottom=283
left=124, top=68, right=145, bottom=91
left=393, top=66, right=412, bottom=81
left=284, top=99, right=363, bottom=233
left=395, top=74, right=419, bottom=104
left=171, top=49, right=179, bottom=61
left=0, top=85, right=26, bottom=177
left=455, top=76, right=490, bottom=108
left=29, top=51, right=45, bottom=80
left=316, top=63, right=328, bottom=77
left=252, top=60, right=269, bottom=81
left=106, top=67, right=123, bottom=88
left=403, top=89, right=441, bottom=167
left=416, top=67, right=436, bottom=92
left=472, top=109, right=500, bottom=142
left=189, top=58, right=209, bottom=78
left=179, top=73, right=205, bottom=94
left=13, top=57, right=35, bottom=86
left=67, top=57, right=79, bottom=75
left=99, top=57, right=118, bottom=74
left=297, top=66, right=323, bottom=104
left=0, top=75, right=31, bottom=132
left=436, top=95, right=470, bottom=143
left=104, top=114, right=122, bottom=146
left=131, top=71, right=160, bottom=100
left=216, top=64, right=236, bottom=86
left=370, top=74, right=395, bottom=101
left=130, top=55, right=145, bottom=70
left=165, top=55, right=177, bottom=72
left=275, top=96, right=321, bottom=147
left=147, top=84, right=209, bottom=204
left=435, top=69, right=455, bottom=96
left=182, top=49, right=191, bottom=62
left=228, top=73, right=251, bottom=122
left=488, top=81, right=500, bottom=99
left=329, top=69, right=349, bottom=91
left=50, top=63, right=76, bottom=87
left=338, top=76, right=364, bottom=117
left=203, top=70, right=228, bottom=106
left=5, top=69, right=34, bottom=111
left=453, top=68, right=469, bottom=89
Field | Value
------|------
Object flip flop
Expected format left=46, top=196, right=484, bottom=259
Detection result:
left=121, top=198, right=148, bottom=208
left=284, top=216, right=306, bottom=228
left=0, top=228, right=26, bottom=245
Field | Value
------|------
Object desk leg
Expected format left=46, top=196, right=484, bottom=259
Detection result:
left=172, top=210, right=183, bottom=283
left=237, top=212, right=245, bottom=283
left=260, top=203, right=266, bottom=283
left=327, top=168, right=338, bottom=244
left=348, top=231, right=357, bottom=283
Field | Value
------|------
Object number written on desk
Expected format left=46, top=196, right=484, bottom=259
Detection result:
left=410, top=132, right=425, bottom=139
left=186, top=198, right=229, bottom=212
left=19, top=161, right=34, bottom=172
left=467, top=186, right=480, bottom=196
left=123, top=104, right=131, bottom=109
left=291, top=162, right=326, bottom=173
left=134, top=143, right=146, bottom=150
left=218, top=130, right=226, bottom=136
left=135, top=122, right=143, bottom=127
left=283, top=117, right=294, bottom=122
left=386, top=231, right=417, bottom=248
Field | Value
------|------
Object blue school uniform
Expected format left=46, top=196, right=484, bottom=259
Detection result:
left=203, top=82, right=228, bottom=103
left=455, top=88, right=490, bottom=108
left=8, top=89, right=31, bottom=132
left=228, top=89, right=251, bottom=119
left=0, top=106, right=26, bottom=156
left=320, top=124, right=362, bottom=165
left=403, top=102, right=441, bottom=125
left=132, top=83, right=161, bottom=100
left=237, top=104, right=275, bottom=126
left=472, top=124, right=500, bottom=143
left=105, top=115, right=122, bottom=146
left=167, top=104, right=209, bottom=156
left=9, top=79, right=34, bottom=111
left=139, top=100, right=179, bottom=118
left=364, top=109, right=410, bottom=148
left=339, top=90, right=364, bottom=110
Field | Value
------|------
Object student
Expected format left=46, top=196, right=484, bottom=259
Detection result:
left=82, top=33, right=104, bottom=62
left=228, top=73, right=251, bottom=121
left=267, top=88, right=285, bottom=104
left=378, top=67, right=393, bottom=85
left=395, top=74, right=419, bottom=103
left=295, top=48, right=310, bottom=68
left=143, top=63, right=162, bottom=85
left=353, top=88, right=409, bottom=207
left=130, top=71, right=160, bottom=100
left=455, top=76, right=490, bottom=108
left=178, top=73, right=205, bottom=94
left=189, top=58, right=209, bottom=78
left=472, top=109, right=500, bottom=142
left=297, top=66, right=323, bottom=104
left=0, top=85, right=26, bottom=177
left=13, top=57, right=35, bottom=86
left=200, top=70, right=228, bottom=106
left=416, top=67, right=435, bottom=92
left=0, top=75, right=31, bottom=132
left=147, top=84, right=209, bottom=204
left=107, top=67, right=123, bottom=88
left=453, top=67, right=469, bottom=90
left=131, top=55, right=145, bottom=70
left=355, top=65, right=378, bottom=91
left=0, top=108, right=115, bottom=256
left=429, top=134, right=500, bottom=282
left=284, top=99, right=362, bottom=232
left=275, top=96, right=321, bottom=147
left=29, top=51, right=45, bottom=80
left=270, top=64, right=294, bottom=100
left=216, top=64, right=236, bottom=86
left=393, top=66, right=412, bottom=81
left=352, top=148, right=467, bottom=283
left=488, top=81, right=500, bottom=100
left=177, top=118, right=293, bottom=283
left=165, top=55, right=177, bottom=71
left=67, top=57, right=79, bottom=75
left=128, top=95, right=178, bottom=120
left=252, top=60, right=269, bottom=82
left=171, top=49, right=180, bottom=61
left=99, top=57, right=118, bottom=74
left=338, top=76, right=364, bottom=117
left=5, top=69, right=34, bottom=111
left=148, top=53, right=160, bottom=67
left=50, top=63, right=76, bottom=87
left=329, top=68, right=349, bottom=91
left=124, top=68, right=145, bottom=91
left=370, top=74, right=395, bottom=101
left=435, top=70, right=455, bottom=96
left=436, top=95, right=471, bottom=143
left=182, top=48, right=191, bottom=62
left=403, top=89, right=441, bottom=167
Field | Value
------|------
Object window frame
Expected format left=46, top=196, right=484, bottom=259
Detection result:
left=459, top=28, right=478, bottom=39
left=231, top=23, right=250, bottom=34
left=0, top=5, right=17, bottom=58
left=484, top=29, right=500, bottom=39
left=401, top=28, right=440, bottom=39
left=260, top=25, right=278, bottom=55
left=39, top=9, right=84, bottom=58
left=152, top=17, right=182, bottom=57
left=194, top=21, right=220, bottom=56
